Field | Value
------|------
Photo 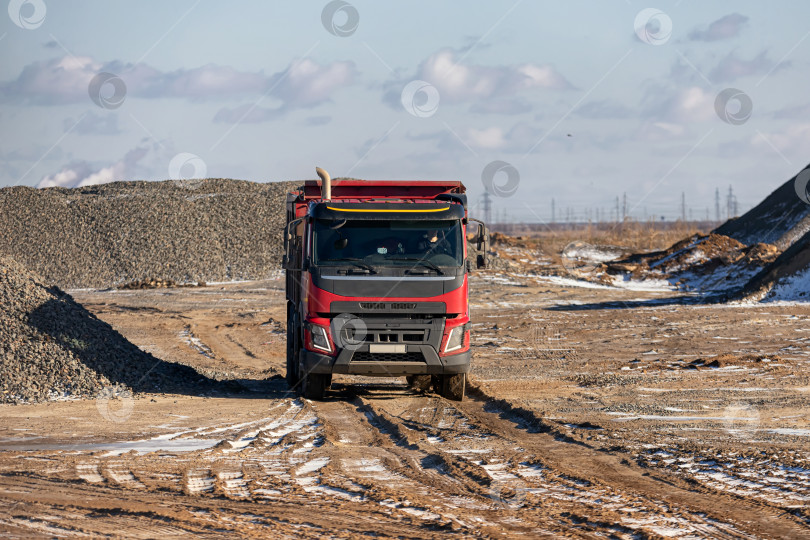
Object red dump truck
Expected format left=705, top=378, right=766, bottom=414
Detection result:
left=284, top=168, right=488, bottom=400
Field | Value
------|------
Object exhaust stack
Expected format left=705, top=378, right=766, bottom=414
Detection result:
left=316, top=167, right=331, bottom=201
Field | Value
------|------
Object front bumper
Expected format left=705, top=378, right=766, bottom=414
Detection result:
left=301, top=346, right=471, bottom=376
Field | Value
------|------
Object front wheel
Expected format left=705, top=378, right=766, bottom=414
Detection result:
left=439, top=373, right=465, bottom=401
left=286, top=351, right=299, bottom=390
left=285, top=309, right=300, bottom=390
left=302, top=373, right=329, bottom=400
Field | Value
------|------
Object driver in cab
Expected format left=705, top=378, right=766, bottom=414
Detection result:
left=418, top=229, right=452, bottom=256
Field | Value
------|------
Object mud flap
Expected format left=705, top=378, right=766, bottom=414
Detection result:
left=439, top=373, right=465, bottom=401
left=302, top=373, right=329, bottom=400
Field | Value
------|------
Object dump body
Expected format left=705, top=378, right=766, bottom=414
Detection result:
left=284, top=177, right=487, bottom=400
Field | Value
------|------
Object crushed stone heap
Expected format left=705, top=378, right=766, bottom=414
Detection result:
left=0, top=256, right=214, bottom=404
left=0, top=179, right=298, bottom=289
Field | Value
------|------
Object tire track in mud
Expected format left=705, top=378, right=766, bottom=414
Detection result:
left=344, top=388, right=757, bottom=539
left=2, top=383, right=807, bottom=538
left=451, top=383, right=809, bottom=538
left=0, top=474, right=427, bottom=539
left=313, top=398, right=512, bottom=535
left=0, top=397, right=451, bottom=538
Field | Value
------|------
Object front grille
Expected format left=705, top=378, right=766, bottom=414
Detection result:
left=341, top=329, right=428, bottom=344
left=351, top=351, right=425, bottom=363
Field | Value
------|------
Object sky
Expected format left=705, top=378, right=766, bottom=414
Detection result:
left=1, top=0, right=809, bottom=222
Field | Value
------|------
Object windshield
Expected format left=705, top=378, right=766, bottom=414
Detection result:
left=313, top=219, right=463, bottom=268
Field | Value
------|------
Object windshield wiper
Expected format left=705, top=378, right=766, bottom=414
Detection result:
left=388, top=257, right=445, bottom=275
left=320, top=258, right=377, bottom=273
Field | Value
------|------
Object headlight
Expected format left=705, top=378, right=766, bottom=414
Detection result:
left=309, top=324, right=332, bottom=353
left=444, top=325, right=465, bottom=353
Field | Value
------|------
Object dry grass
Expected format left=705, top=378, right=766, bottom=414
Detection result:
left=493, top=220, right=712, bottom=261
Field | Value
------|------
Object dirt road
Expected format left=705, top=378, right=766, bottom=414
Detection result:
left=1, top=274, right=808, bottom=538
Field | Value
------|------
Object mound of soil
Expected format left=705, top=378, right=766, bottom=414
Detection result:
left=0, top=256, right=215, bottom=403
left=0, top=179, right=298, bottom=289
left=714, top=164, right=810, bottom=249
left=605, top=233, right=780, bottom=294
left=739, top=229, right=810, bottom=301
left=594, top=166, right=810, bottom=298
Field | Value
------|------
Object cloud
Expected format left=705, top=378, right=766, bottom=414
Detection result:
left=750, top=124, right=810, bottom=156
left=213, top=104, right=281, bottom=124
left=709, top=51, right=785, bottom=83
left=271, top=58, right=356, bottom=108
left=643, top=85, right=715, bottom=124
left=64, top=111, right=121, bottom=135
left=635, top=121, right=688, bottom=142
left=131, top=63, right=267, bottom=100
left=575, top=99, right=635, bottom=119
left=470, top=98, right=532, bottom=115
left=2, top=56, right=102, bottom=105
left=212, top=58, right=356, bottom=123
left=689, top=13, right=749, bottom=41
left=407, top=122, right=549, bottom=155
left=466, top=127, right=507, bottom=149
left=384, top=48, right=572, bottom=113
left=1, top=55, right=356, bottom=108
left=773, top=103, right=810, bottom=120
left=37, top=145, right=153, bottom=188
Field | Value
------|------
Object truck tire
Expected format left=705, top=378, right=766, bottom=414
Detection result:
left=286, top=352, right=299, bottom=390
left=440, top=373, right=465, bottom=401
left=302, top=373, right=329, bottom=400
left=285, top=308, right=300, bottom=389
left=406, top=375, right=432, bottom=393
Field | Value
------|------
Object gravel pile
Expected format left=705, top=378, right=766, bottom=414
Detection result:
left=0, top=255, right=215, bottom=404
left=0, top=179, right=298, bottom=289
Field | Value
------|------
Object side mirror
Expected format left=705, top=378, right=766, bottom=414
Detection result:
left=283, top=217, right=304, bottom=270
left=334, top=238, right=348, bottom=250
left=469, top=218, right=489, bottom=269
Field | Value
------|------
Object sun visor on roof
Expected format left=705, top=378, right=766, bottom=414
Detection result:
left=310, top=202, right=464, bottom=221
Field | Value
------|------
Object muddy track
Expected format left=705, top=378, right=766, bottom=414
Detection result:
left=3, top=382, right=804, bottom=538
left=2, top=280, right=809, bottom=537
left=343, top=386, right=803, bottom=538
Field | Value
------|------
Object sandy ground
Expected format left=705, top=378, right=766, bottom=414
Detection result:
left=0, top=270, right=809, bottom=538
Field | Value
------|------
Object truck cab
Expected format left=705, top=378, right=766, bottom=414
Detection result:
left=284, top=169, right=487, bottom=400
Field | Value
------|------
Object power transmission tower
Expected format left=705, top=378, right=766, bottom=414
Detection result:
left=482, top=191, right=492, bottom=224
left=715, top=188, right=721, bottom=221
left=727, top=185, right=734, bottom=219
left=615, top=196, right=620, bottom=223
left=622, top=192, right=627, bottom=221
left=681, top=192, right=686, bottom=222
left=551, top=198, right=556, bottom=224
